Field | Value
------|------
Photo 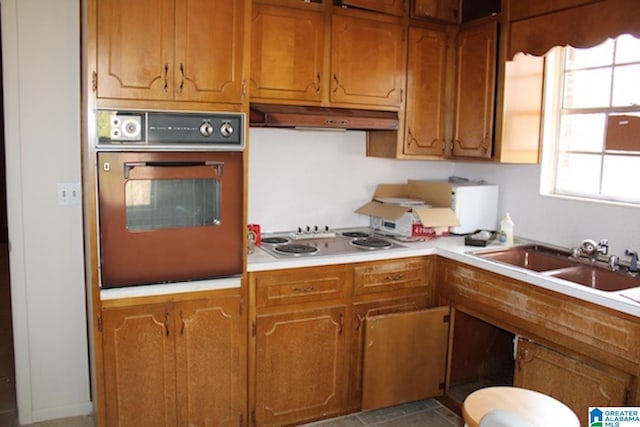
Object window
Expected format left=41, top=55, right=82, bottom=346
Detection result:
left=540, top=34, right=640, bottom=205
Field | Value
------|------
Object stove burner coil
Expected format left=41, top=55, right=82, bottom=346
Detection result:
left=341, top=231, right=370, bottom=238
left=262, top=237, right=290, bottom=245
left=350, top=237, right=393, bottom=250
left=274, top=243, right=318, bottom=256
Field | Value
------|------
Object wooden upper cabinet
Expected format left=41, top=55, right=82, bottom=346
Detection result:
left=330, top=14, right=405, bottom=108
left=453, top=20, right=497, bottom=159
left=102, top=303, right=177, bottom=426
left=413, top=0, right=459, bottom=23
left=250, top=3, right=325, bottom=103
left=96, top=0, right=246, bottom=104
left=96, top=0, right=174, bottom=101
left=337, top=0, right=407, bottom=17
left=403, top=27, right=448, bottom=157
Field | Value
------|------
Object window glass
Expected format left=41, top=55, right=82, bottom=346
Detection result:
left=562, top=68, right=611, bottom=108
left=558, top=113, right=605, bottom=152
left=542, top=34, right=640, bottom=205
left=564, top=39, right=614, bottom=70
left=125, top=179, right=220, bottom=230
left=612, top=64, right=640, bottom=107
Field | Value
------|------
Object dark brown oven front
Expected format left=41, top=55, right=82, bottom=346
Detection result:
left=97, top=151, right=243, bottom=288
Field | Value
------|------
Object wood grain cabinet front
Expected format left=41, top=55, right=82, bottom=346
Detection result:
left=514, top=338, right=632, bottom=427
left=403, top=26, right=449, bottom=157
left=101, top=293, right=245, bottom=427
left=453, top=19, right=497, bottom=159
left=95, top=0, right=247, bottom=105
left=337, top=0, right=407, bottom=17
left=353, top=257, right=433, bottom=295
left=254, top=305, right=349, bottom=426
left=330, top=13, right=405, bottom=108
left=250, top=2, right=325, bottom=103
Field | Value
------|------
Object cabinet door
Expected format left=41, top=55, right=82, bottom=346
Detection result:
left=255, top=306, right=348, bottom=426
left=514, top=339, right=631, bottom=427
left=348, top=294, right=431, bottom=412
left=102, top=304, right=177, bottom=427
left=175, top=296, right=245, bottom=427
left=96, top=0, right=175, bottom=101
left=250, top=3, right=325, bottom=102
left=404, top=27, right=448, bottom=157
left=361, top=306, right=450, bottom=410
left=413, top=0, right=459, bottom=23
left=173, top=0, right=246, bottom=103
left=453, top=20, right=497, bottom=159
left=331, top=14, right=405, bottom=108
left=338, top=0, right=407, bottom=16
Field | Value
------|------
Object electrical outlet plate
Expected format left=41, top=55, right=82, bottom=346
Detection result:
left=57, top=182, right=81, bottom=206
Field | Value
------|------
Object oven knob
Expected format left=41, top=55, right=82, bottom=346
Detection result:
left=199, top=121, right=214, bottom=137
left=220, top=122, right=234, bottom=138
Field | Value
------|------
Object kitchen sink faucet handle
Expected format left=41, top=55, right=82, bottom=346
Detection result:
left=625, top=249, right=638, bottom=274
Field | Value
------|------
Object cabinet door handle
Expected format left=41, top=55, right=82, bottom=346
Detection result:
left=163, top=63, right=169, bottom=92
left=332, top=74, right=339, bottom=95
left=292, top=285, right=316, bottom=293
left=164, top=310, right=170, bottom=336
left=316, top=73, right=321, bottom=95
left=179, top=310, right=185, bottom=335
left=384, top=273, right=404, bottom=281
left=178, top=63, right=185, bottom=92
left=337, top=313, right=344, bottom=335
left=354, top=312, right=365, bottom=332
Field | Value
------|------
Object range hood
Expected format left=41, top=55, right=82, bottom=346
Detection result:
left=249, top=103, right=399, bottom=131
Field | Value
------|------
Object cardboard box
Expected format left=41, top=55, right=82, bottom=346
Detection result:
left=355, top=180, right=460, bottom=239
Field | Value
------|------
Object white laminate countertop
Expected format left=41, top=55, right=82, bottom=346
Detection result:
left=248, top=236, right=640, bottom=318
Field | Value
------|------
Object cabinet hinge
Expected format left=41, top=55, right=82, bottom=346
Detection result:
left=92, top=71, right=97, bottom=92
left=443, top=314, right=450, bottom=323
left=251, top=409, right=256, bottom=426
left=97, top=314, right=103, bottom=333
left=625, top=387, right=632, bottom=405
left=251, top=321, right=256, bottom=337
left=242, top=80, right=247, bottom=99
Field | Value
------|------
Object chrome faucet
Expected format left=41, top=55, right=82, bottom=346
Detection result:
left=625, top=249, right=638, bottom=276
left=580, top=239, right=609, bottom=264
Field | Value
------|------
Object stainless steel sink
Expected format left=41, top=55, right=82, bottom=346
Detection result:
left=473, top=244, right=640, bottom=292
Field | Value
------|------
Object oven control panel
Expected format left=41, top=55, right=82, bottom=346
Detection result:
left=97, top=110, right=244, bottom=150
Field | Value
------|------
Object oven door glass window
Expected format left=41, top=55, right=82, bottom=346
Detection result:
left=125, top=179, right=221, bottom=230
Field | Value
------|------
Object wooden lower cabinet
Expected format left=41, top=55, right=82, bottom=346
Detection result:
left=250, top=257, right=442, bottom=426
left=514, top=338, right=631, bottom=427
left=361, top=306, right=449, bottom=410
left=101, top=293, right=245, bottom=427
left=254, top=305, right=349, bottom=426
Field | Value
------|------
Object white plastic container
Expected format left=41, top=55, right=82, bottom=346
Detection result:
left=499, top=213, right=514, bottom=245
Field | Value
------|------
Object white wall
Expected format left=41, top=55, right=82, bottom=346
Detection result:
left=249, top=130, right=640, bottom=263
left=248, top=128, right=455, bottom=232
left=1, top=0, right=92, bottom=423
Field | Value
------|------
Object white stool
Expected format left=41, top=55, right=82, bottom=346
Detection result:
left=462, top=386, right=580, bottom=427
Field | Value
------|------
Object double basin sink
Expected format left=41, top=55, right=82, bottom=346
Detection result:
left=473, top=244, right=640, bottom=292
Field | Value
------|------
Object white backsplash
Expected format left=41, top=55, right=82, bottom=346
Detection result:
left=248, top=128, right=454, bottom=232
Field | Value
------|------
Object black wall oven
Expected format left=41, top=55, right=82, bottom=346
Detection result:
left=96, top=110, right=244, bottom=288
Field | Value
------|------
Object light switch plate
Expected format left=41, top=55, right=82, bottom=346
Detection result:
left=57, top=182, right=81, bottom=206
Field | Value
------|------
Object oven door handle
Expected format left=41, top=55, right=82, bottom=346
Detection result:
left=123, top=161, right=224, bottom=179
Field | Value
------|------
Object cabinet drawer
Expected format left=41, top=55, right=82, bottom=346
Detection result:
left=255, top=266, right=349, bottom=308
left=353, top=257, right=431, bottom=295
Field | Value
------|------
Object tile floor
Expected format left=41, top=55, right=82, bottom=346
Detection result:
left=303, top=400, right=463, bottom=427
